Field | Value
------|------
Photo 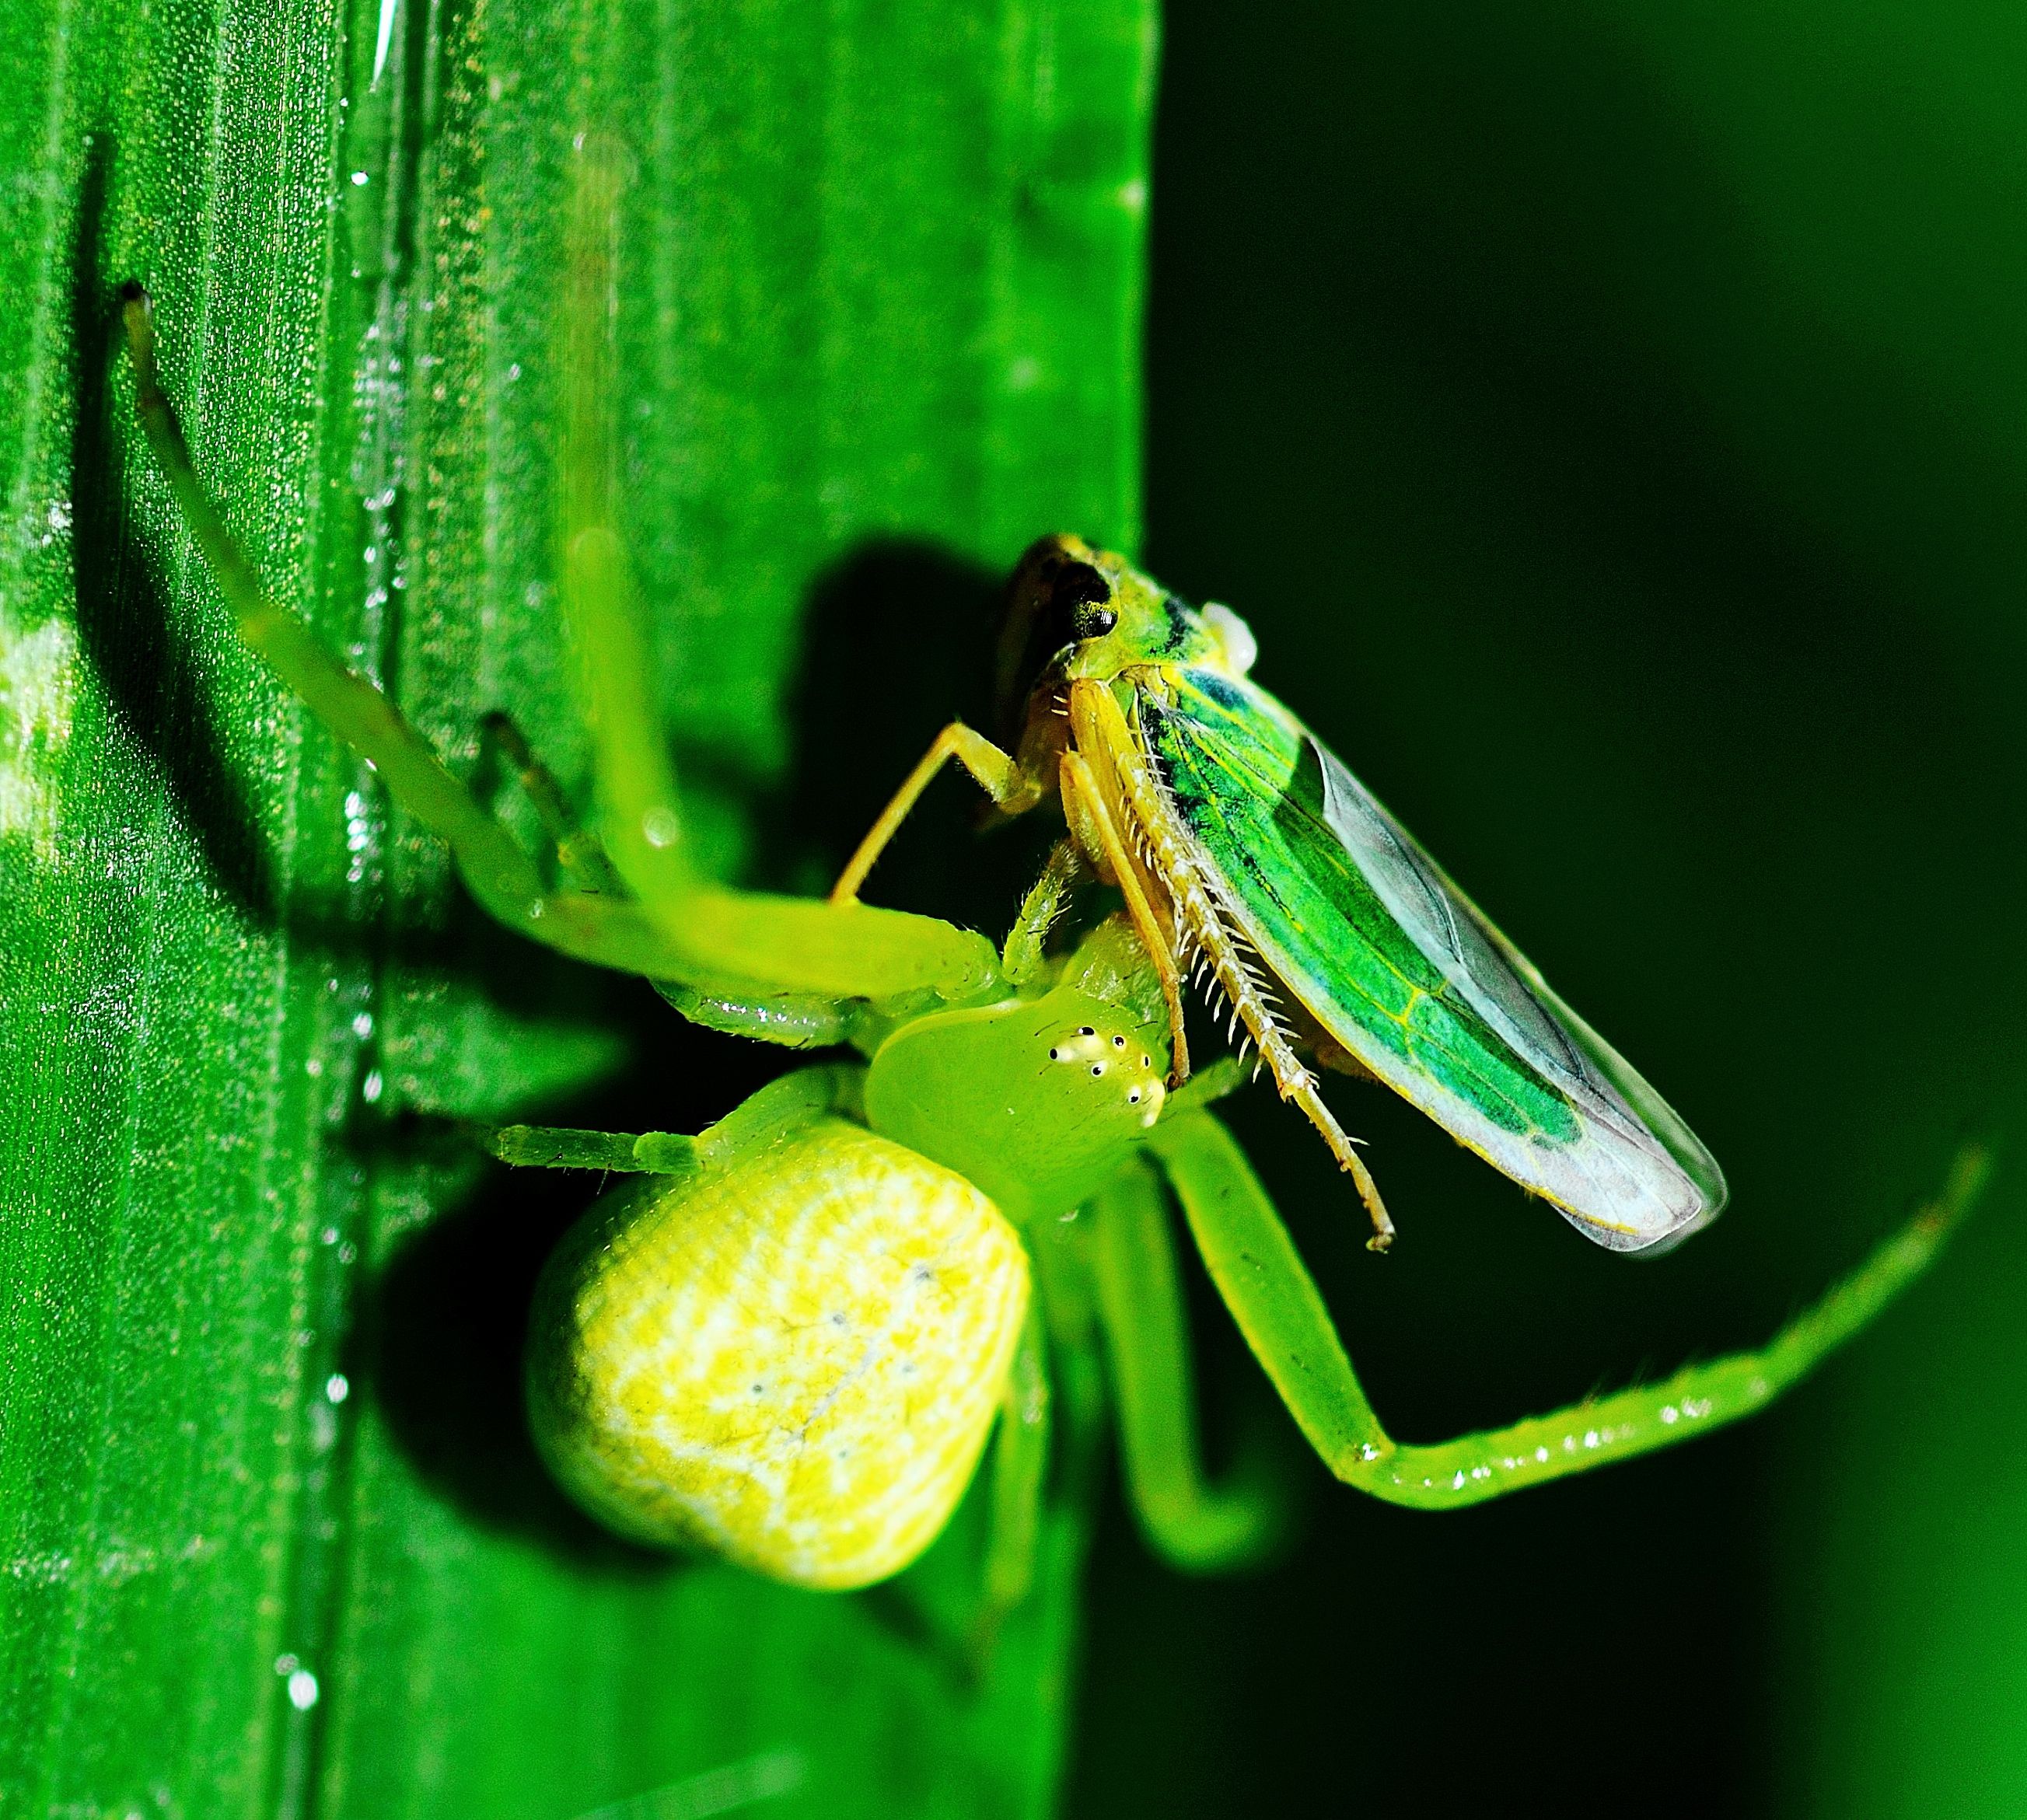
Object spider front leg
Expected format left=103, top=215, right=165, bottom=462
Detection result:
left=1149, top=1111, right=1990, bottom=1511
left=1088, top=1154, right=1281, bottom=1570
left=557, top=138, right=998, bottom=1008
left=479, top=709, right=625, bottom=897
left=117, top=143, right=998, bottom=1013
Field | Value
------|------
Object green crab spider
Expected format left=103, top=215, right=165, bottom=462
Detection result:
left=117, top=137, right=1984, bottom=1618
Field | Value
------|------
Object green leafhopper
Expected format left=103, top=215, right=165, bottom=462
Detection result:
left=835, top=533, right=1727, bottom=1254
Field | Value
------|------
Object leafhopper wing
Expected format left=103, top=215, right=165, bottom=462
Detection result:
left=1136, top=665, right=1727, bottom=1251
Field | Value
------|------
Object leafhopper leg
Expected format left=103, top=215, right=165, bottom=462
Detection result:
left=828, top=721, right=1045, bottom=907
left=1160, top=1054, right=1249, bottom=1116
left=1061, top=751, right=1193, bottom=1083
left=1064, top=678, right=1394, bottom=1247
left=1286, top=1078, right=1396, bottom=1253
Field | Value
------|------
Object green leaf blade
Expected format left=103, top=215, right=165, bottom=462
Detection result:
left=0, top=2, right=1156, bottom=1815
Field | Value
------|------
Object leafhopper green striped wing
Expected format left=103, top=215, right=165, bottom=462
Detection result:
left=1134, top=654, right=1727, bottom=1251
left=834, top=535, right=1728, bottom=1253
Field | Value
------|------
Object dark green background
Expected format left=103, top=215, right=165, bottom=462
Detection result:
left=1069, top=3, right=2027, bottom=1815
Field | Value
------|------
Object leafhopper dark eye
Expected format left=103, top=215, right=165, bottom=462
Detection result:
left=1053, top=561, right=1117, bottom=639
left=994, top=535, right=1117, bottom=735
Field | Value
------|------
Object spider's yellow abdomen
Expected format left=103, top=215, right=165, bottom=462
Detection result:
left=526, top=1115, right=1029, bottom=1589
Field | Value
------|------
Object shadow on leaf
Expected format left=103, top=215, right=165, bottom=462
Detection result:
left=70, top=133, right=278, bottom=924
left=775, top=537, right=1053, bottom=935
